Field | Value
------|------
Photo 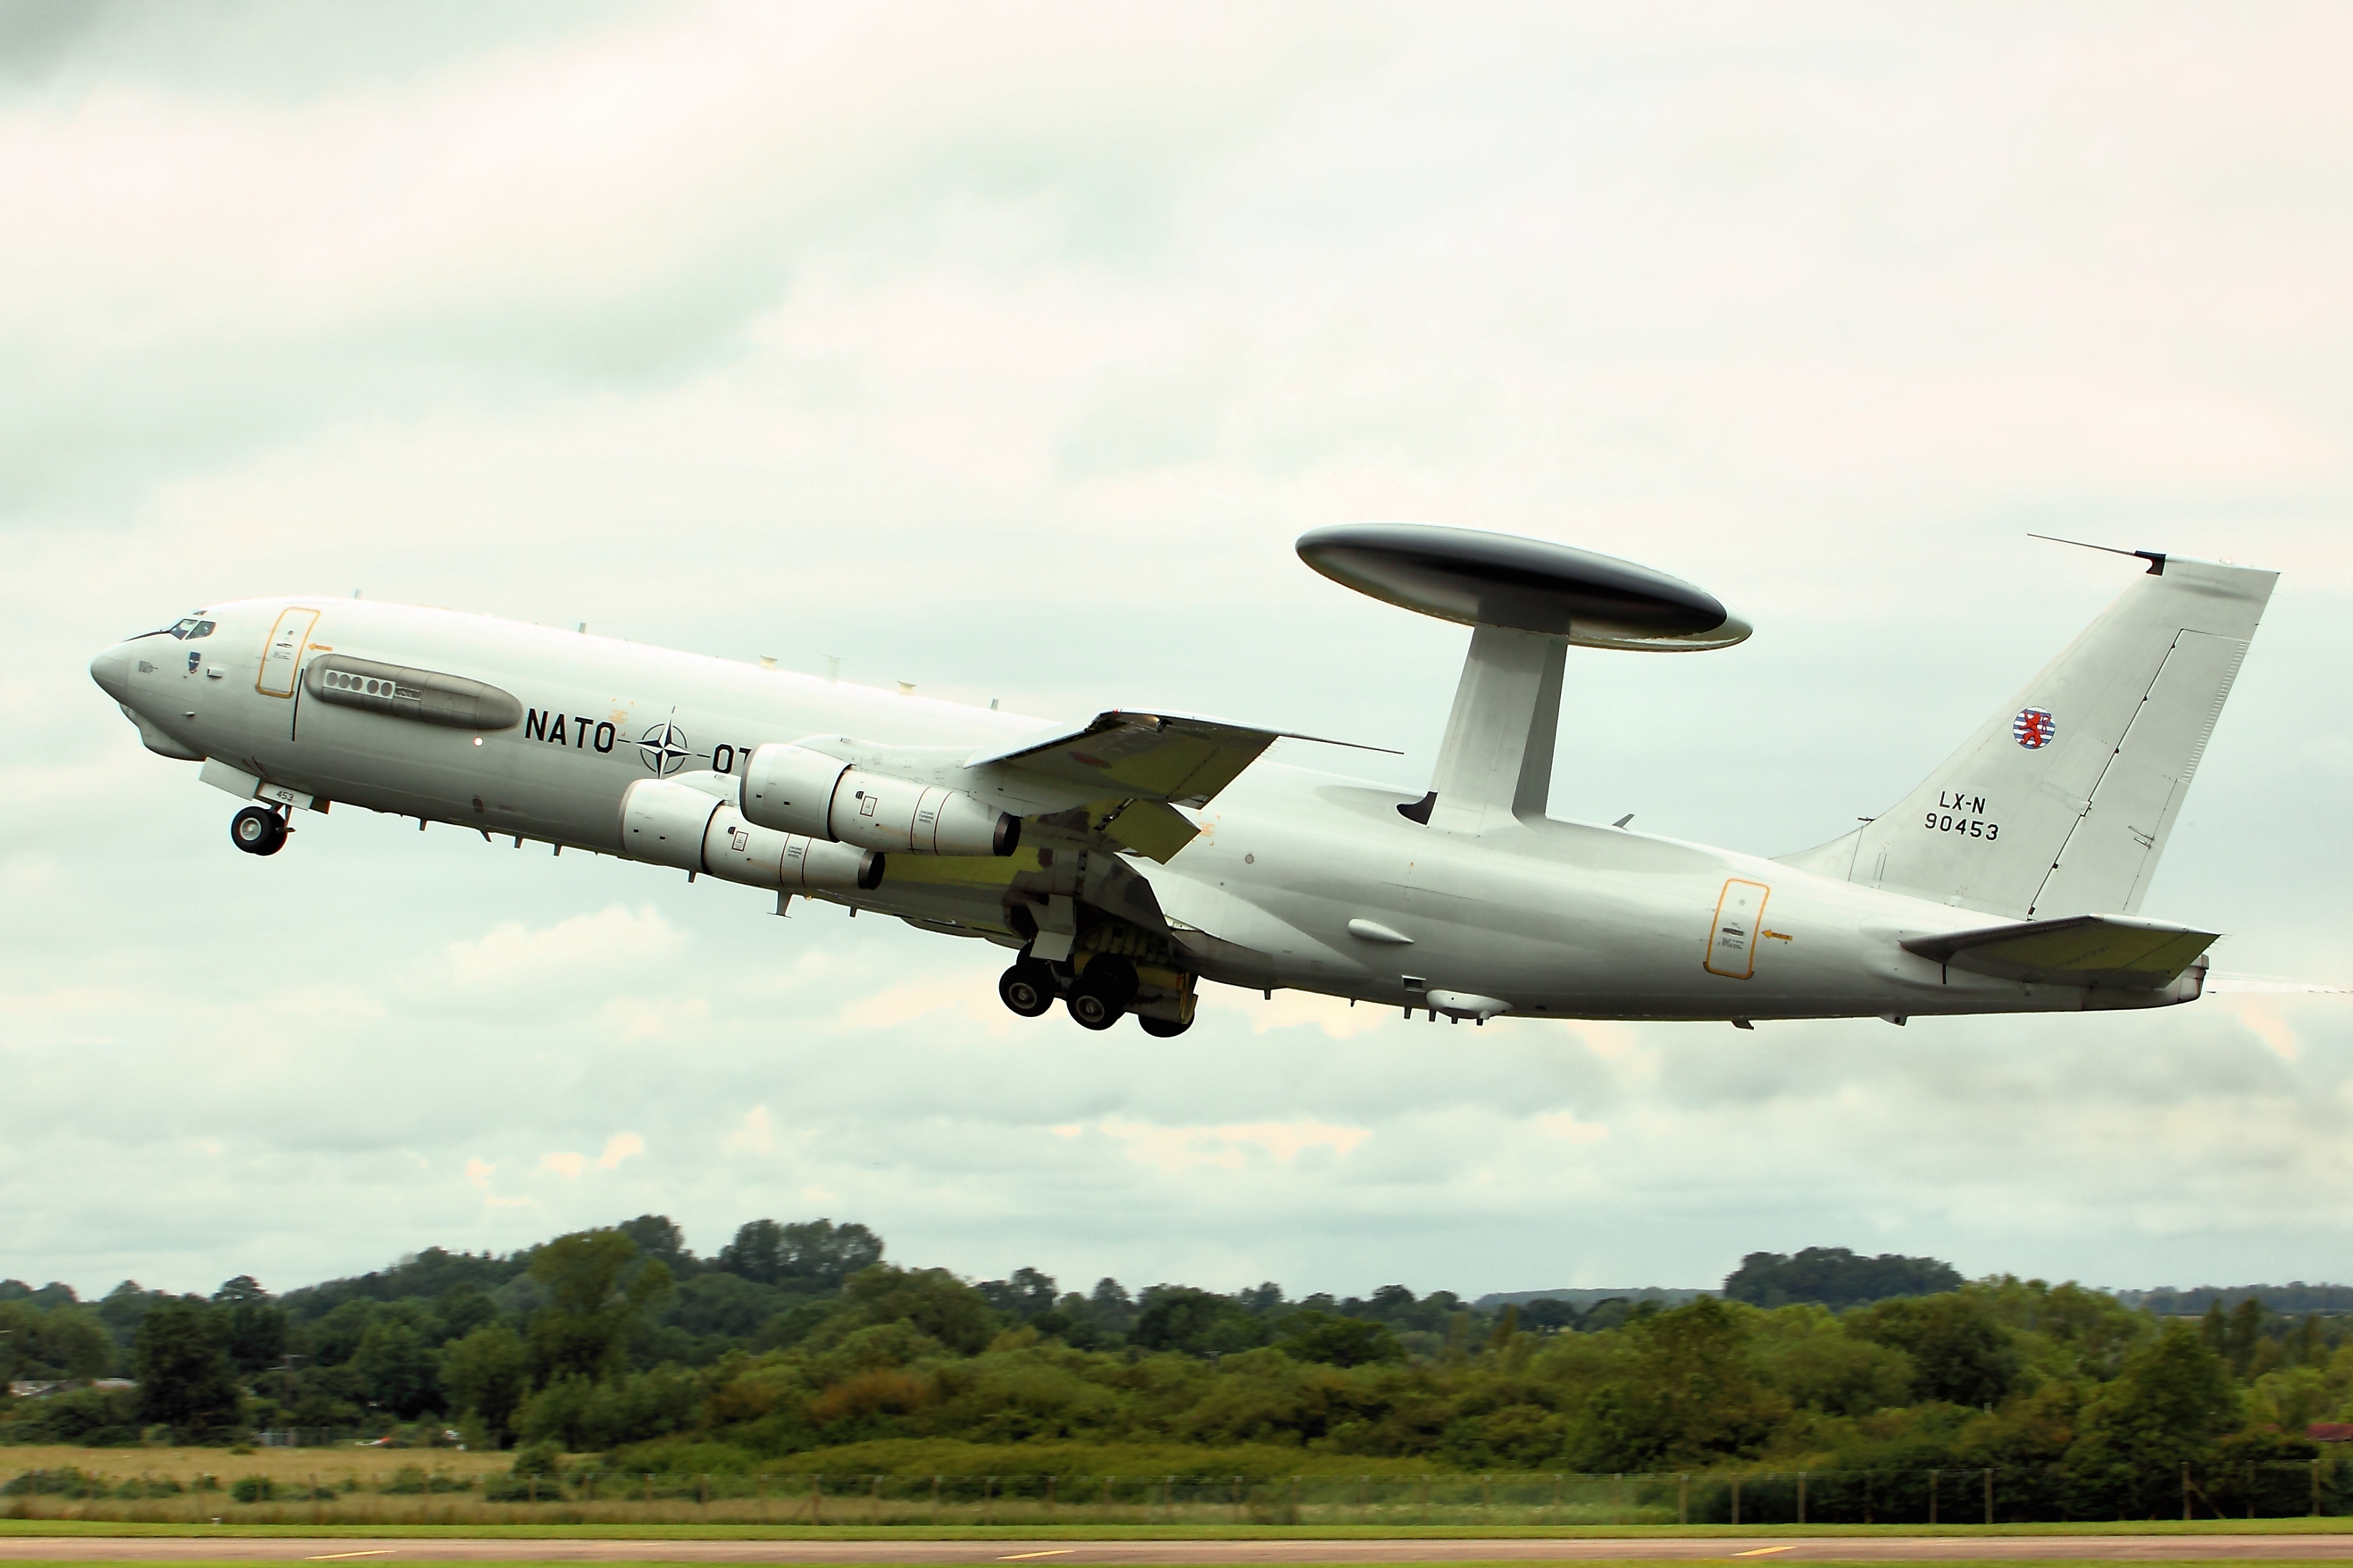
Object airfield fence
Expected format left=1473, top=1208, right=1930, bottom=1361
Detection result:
left=8, top=1460, right=2353, bottom=1525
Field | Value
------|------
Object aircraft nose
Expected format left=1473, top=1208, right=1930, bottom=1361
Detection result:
left=89, top=641, right=134, bottom=702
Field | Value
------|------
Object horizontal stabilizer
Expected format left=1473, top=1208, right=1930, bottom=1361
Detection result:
left=1901, top=913, right=2218, bottom=990
left=969, top=710, right=1382, bottom=809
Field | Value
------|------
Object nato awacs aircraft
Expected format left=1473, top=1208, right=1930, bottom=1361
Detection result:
left=91, top=526, right=2274, bottom=1035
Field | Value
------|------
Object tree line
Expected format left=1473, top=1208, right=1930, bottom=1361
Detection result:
left=3, top=1221, right=2348, bottom=1514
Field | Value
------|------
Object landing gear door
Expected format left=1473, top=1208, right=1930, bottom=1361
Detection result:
left=1705, top=878, right=1770, bottom=979
left=257, top=608, right=319, bottom=698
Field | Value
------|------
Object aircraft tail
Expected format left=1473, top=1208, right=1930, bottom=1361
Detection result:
left=1780, top=554, right=2276, bottom=919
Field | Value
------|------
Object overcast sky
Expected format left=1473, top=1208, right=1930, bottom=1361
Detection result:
left=6, top=1, right=2353, bottom=1305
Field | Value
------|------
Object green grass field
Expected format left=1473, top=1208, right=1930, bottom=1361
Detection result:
left=5, top=1518, right=2353, bottom=1539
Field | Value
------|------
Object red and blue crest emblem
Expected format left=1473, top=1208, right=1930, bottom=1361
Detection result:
left=2013, top=708, right=2056, bottom=749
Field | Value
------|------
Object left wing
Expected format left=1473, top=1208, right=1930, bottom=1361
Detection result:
left=969, top=709, right=1378, bottom=804
left=968, top=710, right=1388, bottom=862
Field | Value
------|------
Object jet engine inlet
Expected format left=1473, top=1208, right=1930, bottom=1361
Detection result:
left=740, top=742, right=1018, bottom=856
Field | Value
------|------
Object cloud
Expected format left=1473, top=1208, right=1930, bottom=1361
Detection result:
left=1535, top=1112, right=1608, bottom=1145
left=447, top=904, right=684, bottom=988
left=1088, top=1118, right=1371, bottom=1173
left=464, top=1158, right=534, bottom=1210
left=723, top=1107, right=777, bottom=1157
left=596, top=1132, right=644, bottom=1169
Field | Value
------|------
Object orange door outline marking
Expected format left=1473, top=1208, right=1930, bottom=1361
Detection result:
left=257, top=607, right=320, bottom=698
left=1704, top=877, right=1771, bottom=979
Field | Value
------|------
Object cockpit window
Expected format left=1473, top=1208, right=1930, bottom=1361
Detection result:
left=163, top=617, right=216, bottom=639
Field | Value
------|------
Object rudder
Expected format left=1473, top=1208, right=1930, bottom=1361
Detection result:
left=1781, top=555, right=2276, bottom=919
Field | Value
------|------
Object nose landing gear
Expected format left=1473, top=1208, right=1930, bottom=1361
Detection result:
left=230, top=804, right=289, bottom=857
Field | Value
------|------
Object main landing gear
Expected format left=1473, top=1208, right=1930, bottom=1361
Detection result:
left=996, top=953, right=1191, bottom=1035
left=1066, top=955, right=1138, bottom=1032
left=997, top=958, right=1056, bottom=1018
left=229, top=804, right=289, bottom=857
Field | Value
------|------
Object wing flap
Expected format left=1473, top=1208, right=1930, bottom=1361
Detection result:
left=1901, top=913, right=2219, bottom=990
left=1101, top=799, right=1199, bottom=863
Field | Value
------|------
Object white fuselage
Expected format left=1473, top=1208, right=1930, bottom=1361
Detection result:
left=91, top=596, right=2197, bottom=1024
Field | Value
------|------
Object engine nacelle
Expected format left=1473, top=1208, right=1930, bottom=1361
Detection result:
left=620, top=776, right=723, bottom=872
left=740, top=742, right=1020, bottom=857
left=621, top=777, right=883, bottom=891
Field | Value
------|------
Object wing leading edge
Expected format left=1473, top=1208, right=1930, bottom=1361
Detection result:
left=970, top=710, right=1383, bottom=804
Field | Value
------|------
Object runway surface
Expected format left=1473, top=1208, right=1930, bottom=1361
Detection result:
left=3, top=1539, right=2353, bottom=1562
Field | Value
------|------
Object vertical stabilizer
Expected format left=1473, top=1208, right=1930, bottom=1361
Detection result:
left=1423, top=626, right=1567, bottom=834
left=1780, top=556, right=2275, bottom=918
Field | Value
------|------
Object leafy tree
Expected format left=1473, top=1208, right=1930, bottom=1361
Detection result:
left=0, top=1302, right=112, bottom=1379
left=1847, top=1290, right=2020, bottom=1406
left=1234, top=1281, right=1287, bottom=1315
left=1751, top=1307, right=1916, bottom=1415
left=828, top=1266, right=992, bottom=1356
left=21, top=1385, right=141, bottom=1445
left=2225, top=1296, right=2265, bottom=1377
left=667, top=1273, right=788, bottom=1340
left=304, top=1299, right=379, bottom=1367
left=1726, top=1247, right=1964, bottom=1309
left=977, top=1267, right=1059, bottom=1319
left=2201, top=1299, right=2230, bottom=1356
left=1076, top=1278, right=1136, bottom=1335
left=442, top=1321, right=530, bottom=1446
left=615, top=1214, right=699, bottom=1278
left=1345, top=1284, right=1466, bottom=1334
left=212, top=1278, right=288, bottom=1375
left=353, top=1319, right=440, bottom=1417
left=436, top=1284, right=499, bottom=1344
left=1518, top=1298, right=1583, bottom=1333
left=528, top=1229, right=674, bottom=1383
left=48, top=1308, right=114, bottom=1378
left=715, top=1219, right=883, bottom=1288
left=760, top=1298, right=841, bottom=1352
left=2065, top=1321, right=2239, bottom=1516
left=95, top=1280, right=161, bottom=1350
left=132, top=1296, right=241, bottom=1439
left=514, top=1366, right=701, bottom=1451
left=1132, top=1287, right=1269, bottom=1355
left=1572, top=1296, right=1790, bottom=1470
left=1273, top=1309, right=1405, bottom=1368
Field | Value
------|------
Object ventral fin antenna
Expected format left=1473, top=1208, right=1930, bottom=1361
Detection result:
left=2026, top=533, right=2166, bottom=575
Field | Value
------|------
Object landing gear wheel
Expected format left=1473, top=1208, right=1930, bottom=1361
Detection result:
left=230, top=806, right=288, bottom=857
left=1066, top=956, right=1139, bottom=1032
left=998, top=959, right=1057, bottom=1018
left=1138, top=1012, right=1192, bottom=1038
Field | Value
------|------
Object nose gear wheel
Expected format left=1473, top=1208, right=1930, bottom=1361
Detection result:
left=230, top=805, right=288, bottom=857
